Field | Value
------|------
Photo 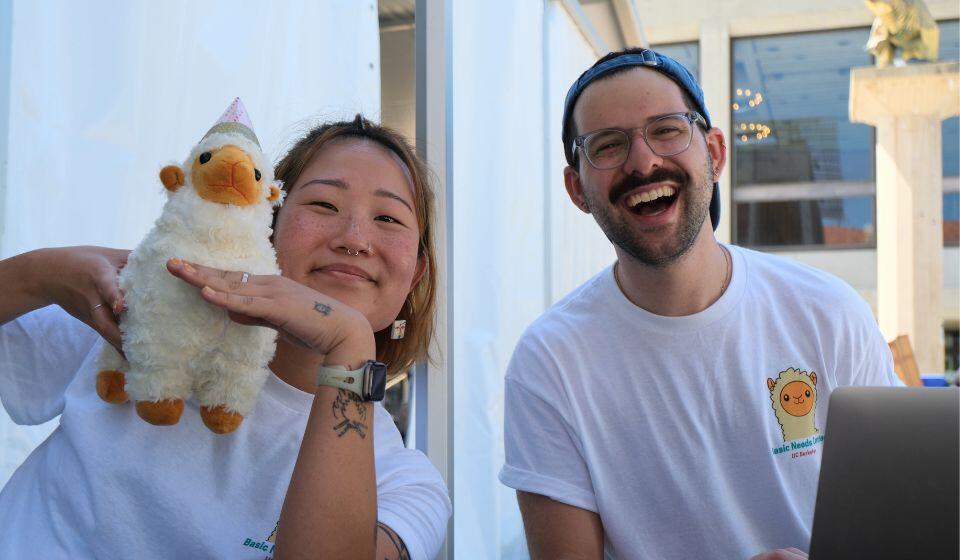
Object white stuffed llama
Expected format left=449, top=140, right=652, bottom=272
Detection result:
left=95, top=98, right=282, bottom=434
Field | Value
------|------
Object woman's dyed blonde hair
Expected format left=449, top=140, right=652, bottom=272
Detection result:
left=273, top=115, right=436, bottom=375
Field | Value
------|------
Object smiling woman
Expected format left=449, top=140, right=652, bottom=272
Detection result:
left=0, top=115, right=449, bottom=560
left=272, top=115, right=437, bottom=378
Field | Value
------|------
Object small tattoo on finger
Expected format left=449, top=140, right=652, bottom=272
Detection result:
left=314, top=302, right=332, bottom=316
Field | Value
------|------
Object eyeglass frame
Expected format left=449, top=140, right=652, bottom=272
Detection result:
left=572, top=111, right=709, bottom=170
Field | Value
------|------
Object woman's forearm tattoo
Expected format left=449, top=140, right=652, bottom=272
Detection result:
left=332, top=389, right=368, bottom=438
left=377, top=522, right=410, bottom=560
left=314, top=302, right=332, bottom=315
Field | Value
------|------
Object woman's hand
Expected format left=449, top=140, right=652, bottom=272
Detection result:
left=166, top=259, right=374, bottom=361
left=28, top=247, right=129, bottom=352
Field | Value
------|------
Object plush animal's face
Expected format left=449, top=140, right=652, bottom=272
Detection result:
left=190, top=144, right=264, bottom=206
left=273, top=138, right=425, bottom=333
left=780, top=380, right=815, bottom=417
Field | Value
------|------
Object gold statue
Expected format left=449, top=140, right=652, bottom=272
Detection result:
left=864, top=0, right=939, bottom=68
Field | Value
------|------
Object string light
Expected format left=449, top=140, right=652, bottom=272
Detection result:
left=731, top=87, right=764, bottom=112
left=734, top=122, right=773, bottom=143
left=733, top=85, right=771, bottom=142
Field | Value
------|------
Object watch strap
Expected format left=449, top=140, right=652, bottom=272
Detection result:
left=316, top=364, right=365, bottom=396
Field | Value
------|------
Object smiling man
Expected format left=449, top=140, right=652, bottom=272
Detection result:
left=499, top=48, right=901, bottom=559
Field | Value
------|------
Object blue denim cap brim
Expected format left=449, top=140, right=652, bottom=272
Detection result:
left=561, top=49, right=719, bottom=230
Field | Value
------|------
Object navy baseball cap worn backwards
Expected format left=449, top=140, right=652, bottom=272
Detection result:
left=562, top=48, right=721, bottom=230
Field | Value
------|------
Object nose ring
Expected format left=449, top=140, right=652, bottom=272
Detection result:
left=345, top=242, right=373, bottom=257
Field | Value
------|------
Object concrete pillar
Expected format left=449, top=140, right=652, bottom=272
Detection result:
left=699, top=19, right=732, bottom=244
left=850, top=62, right=960, bottom=373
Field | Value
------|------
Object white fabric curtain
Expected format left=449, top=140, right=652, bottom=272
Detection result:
left=451, top=2, right=611, bottom=557
left=450, top=0, right=546, bottom=557
left=545, top=6, right=617, bottom=303
left=0, top=0, right=380, bottom=487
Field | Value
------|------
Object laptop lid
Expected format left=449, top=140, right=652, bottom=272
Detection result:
left=809, top=387, right=959, bottom=559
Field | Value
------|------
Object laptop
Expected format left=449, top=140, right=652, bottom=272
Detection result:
left=809, top=386, right=959, bottom=559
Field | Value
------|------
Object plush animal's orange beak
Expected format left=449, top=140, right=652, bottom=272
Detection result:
left=191, top=144, right=263, bottom=206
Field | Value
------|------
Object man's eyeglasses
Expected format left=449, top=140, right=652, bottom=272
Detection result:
left=573, top=111, right=708, bottom=170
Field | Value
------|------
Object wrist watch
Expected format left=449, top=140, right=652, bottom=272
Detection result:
left=316, top=360, right=388, bottom=402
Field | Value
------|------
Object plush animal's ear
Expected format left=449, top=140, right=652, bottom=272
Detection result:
left=809, top=372, right=817, bottom=387
left=766, top=378, right=775, bottom=392
left=267, top=184, right=282, bottom=205
left=160, top=165, right=185, bottom=192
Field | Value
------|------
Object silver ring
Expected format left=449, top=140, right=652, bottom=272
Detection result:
left=240, top=272, right=250, bottom=284
left=347, top=248, right=360, bottom=256
left=91, top=303, right=105, bottom=312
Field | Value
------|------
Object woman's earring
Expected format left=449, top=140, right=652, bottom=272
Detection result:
left=390, top=320, right=407, bottom=340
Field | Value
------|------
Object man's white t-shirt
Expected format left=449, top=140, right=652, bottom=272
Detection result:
left=0, top=305, right=450, bottom=560
left=500, top=245, right=901, bottom=559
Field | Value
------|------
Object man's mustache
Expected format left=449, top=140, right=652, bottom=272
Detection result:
left=609, top=168, right=688, bottom=205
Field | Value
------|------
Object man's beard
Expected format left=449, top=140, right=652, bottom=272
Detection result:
left=583, top=155, right=714, bottom=268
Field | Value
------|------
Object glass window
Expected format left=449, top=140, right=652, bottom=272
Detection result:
left=732, top=28, right=875, bottom=249
left=945, top=192, right=959, bottom=246
left=736, top=197, right=874, bottom=247
left=940, top=20, right=959, bottom=246
left=946, top=329, right=959, bottom=373
left=940, top=20, right=958, bottom=177
left=651, top=42, right=699, bottom=80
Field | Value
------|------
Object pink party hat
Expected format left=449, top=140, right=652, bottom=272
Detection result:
left=202, top=97, right=260, bottom=147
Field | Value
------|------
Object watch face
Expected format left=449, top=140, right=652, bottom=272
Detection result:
left=368, top=361, right=388, bottom=401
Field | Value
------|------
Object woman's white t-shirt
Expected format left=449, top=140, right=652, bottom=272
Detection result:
left=0, top=305, right=450, bottom=560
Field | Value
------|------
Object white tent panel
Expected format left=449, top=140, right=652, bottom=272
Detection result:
left=450, top=2, right=611, bottom=558
left=0, top=0, right=380, bottom=488
left=546, top=4, right=617, bottom=304
left=2, top=0, right=380, bottom=256
left=449, top=0, right=546, bottom=557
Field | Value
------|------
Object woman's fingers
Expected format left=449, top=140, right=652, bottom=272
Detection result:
left=94, top=264, right=125, bottom=315
left=111, top=250, right=130, bottom=313
left=169, top=259, right=289, bottom=328
left=200, top=285, right=342, bottom=352
left=167, top=259, right=262, bottom=293
left=172, top=260, right=359, bottom=355
left=89, top=303, right=123, bottom=352
left=90, top=248, right=128, bottom=352
left=201, top=286, right=275, bottom=324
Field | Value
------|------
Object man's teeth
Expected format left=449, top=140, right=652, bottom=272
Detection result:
left=626, top=186, right=676, bottom=208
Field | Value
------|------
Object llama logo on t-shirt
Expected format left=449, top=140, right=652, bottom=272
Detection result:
left=766, top=367, right=818, bottom=442
left=267, top=520, right=278, bottom=544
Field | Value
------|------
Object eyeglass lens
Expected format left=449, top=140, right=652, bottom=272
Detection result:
left=583, top=114, right=693, bottom=169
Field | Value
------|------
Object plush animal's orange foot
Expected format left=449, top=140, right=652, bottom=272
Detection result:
left=201, top=405, right=244, bottom=434
left=96, top=370, right=129, bottom=404
left=135, top=399, right=184, bottom=426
